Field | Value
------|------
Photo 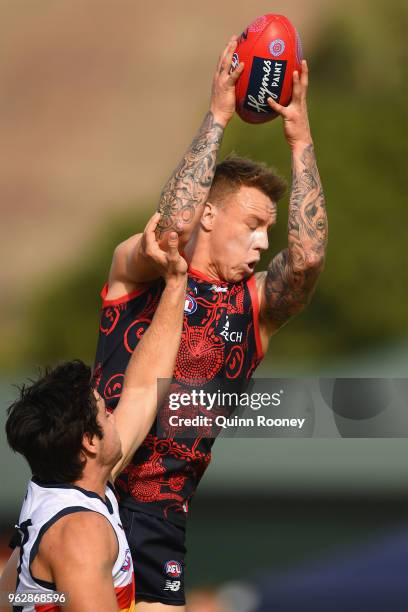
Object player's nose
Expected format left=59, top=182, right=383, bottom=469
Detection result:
left=254, top=231, right=269, bottom=251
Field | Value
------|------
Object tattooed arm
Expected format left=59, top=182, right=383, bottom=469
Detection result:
left=106, top=37, right=244, bottom=297
left=155, top=111, right=224, bottom=241
left=256, top=61, right=328, bottom=349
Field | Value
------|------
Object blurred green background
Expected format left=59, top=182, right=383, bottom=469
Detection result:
left=1, top=0, right=407, bottom=595
left=1, top=0, right=407, bottom=373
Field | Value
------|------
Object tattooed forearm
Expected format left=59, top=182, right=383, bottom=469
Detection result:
left=156, top=111, right=224, bottom=239
left=264, top=143, right=327, bottom=328
left=288, top=144, right=327, bottom=265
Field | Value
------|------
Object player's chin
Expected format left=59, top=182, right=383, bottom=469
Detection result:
left=230, top=266, right=254, bottom=282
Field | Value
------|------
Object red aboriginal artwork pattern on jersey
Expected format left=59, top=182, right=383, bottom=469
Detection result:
left=94, top=271, right=262, bottom=526
left=116, top=435, right=211, bottom=520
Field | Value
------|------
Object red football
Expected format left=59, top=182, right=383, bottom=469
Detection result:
left=232, top=14, right=303, bottom=124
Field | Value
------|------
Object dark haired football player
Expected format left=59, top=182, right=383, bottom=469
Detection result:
left=94, top=33, right=327, bottom=610
left=1, top=219, right=187, bottom=612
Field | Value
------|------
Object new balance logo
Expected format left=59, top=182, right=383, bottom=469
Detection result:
left=164, top=580, right=181, bottom=592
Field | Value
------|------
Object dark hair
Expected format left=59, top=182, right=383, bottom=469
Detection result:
left=209, top=155, right=287, bottom=206
left=6, top=360, right=103, bottom=483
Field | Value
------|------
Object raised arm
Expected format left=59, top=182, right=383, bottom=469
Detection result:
left=111, top=214, right=188, bottom=480
left=257, top=61, right=328, bottom=343
left=107, top=37, right=244, bottom=293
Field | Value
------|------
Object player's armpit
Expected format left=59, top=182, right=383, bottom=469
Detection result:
left=44, top=512, right=119, bottom=612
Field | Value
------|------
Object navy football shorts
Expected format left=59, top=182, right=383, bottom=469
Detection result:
left=119, top=506, right=186, bottom=606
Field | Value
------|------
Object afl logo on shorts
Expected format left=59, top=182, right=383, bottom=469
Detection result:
left=184, top=295, right=197, bottom=315
left=164, top=560, right=182, bottom=579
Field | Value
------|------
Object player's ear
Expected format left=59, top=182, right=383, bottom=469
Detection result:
left=81, top=432, right=99, bottom=457
left=200, top=201, right=218, bottom=231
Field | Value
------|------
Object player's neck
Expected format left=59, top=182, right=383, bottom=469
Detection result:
left=187, top=235, right=223, bottom=282
left=73, top=466, right=110, bottom=500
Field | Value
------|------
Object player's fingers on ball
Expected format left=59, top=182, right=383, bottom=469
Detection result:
left=300, top=59, right=309, bottom=89
left=225, top=37, right=238, bottom=64
left=218, top=41, right=230, bottom=72
left=218, top=37, right=235, bottom=66
left=224, top=34, right=238, bottom=50
left=267, top=97, right=285, bottom=115
left=221, top=36, right=238, bottom=71
left=216, top=50, right=224, bottom=73
left=292, top=70, right=302, bottom=100
left=228, top=62, right=244, bottom=84
left=216, top=41, right=232, bottom=72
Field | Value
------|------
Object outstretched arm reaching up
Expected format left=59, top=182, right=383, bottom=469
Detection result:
left=257, top=60, right=328, bottom=351
left=110, top=213, right=188, bottom=480
left=107, top=37, right=244, bottom=297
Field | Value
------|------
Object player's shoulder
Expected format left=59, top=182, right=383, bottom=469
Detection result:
left=56, top=509, right=112, bottom=539
left=44, top=510, right=116, bottom=563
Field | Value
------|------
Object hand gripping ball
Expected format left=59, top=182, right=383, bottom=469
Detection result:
left=232, top=14, right=303, bottom=124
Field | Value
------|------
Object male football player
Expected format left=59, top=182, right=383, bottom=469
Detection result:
left=94, top=34, right=327, bottom=609
left=1, top=219, right=187, bottom=612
